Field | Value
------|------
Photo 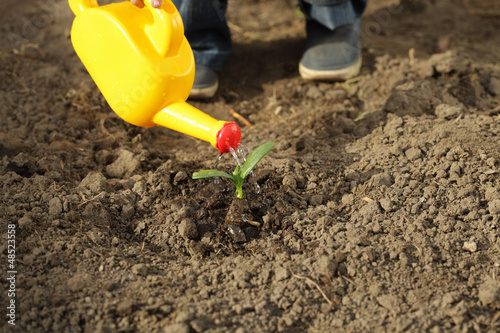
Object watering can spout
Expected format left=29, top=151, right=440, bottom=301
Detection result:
left=153, top=102, right=241, bottom=154
left=68, top=0, right=242, bottom=153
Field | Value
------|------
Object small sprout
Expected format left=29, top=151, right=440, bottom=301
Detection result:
left=192, top=141, right=274, bottom=199
left=247, top=220, right=261, bottom=227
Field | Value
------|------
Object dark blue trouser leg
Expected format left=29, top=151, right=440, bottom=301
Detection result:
left=298, top=0, right=368, bottom=30
left=171, top=0, right=231, bottom=71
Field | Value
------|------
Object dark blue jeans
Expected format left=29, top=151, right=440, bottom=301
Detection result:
left=171, top=0, right=368, bottom=71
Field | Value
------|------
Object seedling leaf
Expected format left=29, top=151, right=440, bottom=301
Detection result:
left=192, top=170, right=234, bottom=180
left=240, top=141, right=275, bottom=180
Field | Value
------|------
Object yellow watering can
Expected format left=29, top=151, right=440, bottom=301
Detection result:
left=68, top=0, right=241, bottom=153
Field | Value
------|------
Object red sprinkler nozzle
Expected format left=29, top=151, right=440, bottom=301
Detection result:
left=216, top=121, right=242, bottom=154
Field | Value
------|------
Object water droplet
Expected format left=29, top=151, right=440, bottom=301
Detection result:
left=254, top=181, right=261, bottom=194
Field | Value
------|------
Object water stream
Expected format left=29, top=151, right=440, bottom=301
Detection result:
left=229, top=146, right=244, bottom=168
left=228, top=145, right=250, bottom=168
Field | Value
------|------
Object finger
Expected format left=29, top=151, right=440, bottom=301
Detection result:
left=151, top=0, right=162, bottom=8
left=129, top=0, right=145, bottom=8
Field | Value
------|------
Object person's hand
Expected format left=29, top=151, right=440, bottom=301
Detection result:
left=128, top=0, right=162, bottom=9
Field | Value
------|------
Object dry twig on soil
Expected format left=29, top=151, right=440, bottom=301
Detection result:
left=230, top=108, right=253, bottom=128
left=289, top=269, right=336, bottom=305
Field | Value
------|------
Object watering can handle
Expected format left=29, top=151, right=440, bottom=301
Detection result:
left=69, top=0, right=98, bottom=15
left=68, top=0, right=183, bottom=58
left=144, top=0, right=184, bottom=58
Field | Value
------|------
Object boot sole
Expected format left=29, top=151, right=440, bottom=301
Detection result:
left=299, top=55, right=362, bottom=81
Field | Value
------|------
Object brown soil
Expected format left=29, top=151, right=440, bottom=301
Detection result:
left=1, top=0, right=500, bottom=332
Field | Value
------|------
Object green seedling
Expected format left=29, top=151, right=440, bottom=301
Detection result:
left=192, top=141, right=275, bottom=199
